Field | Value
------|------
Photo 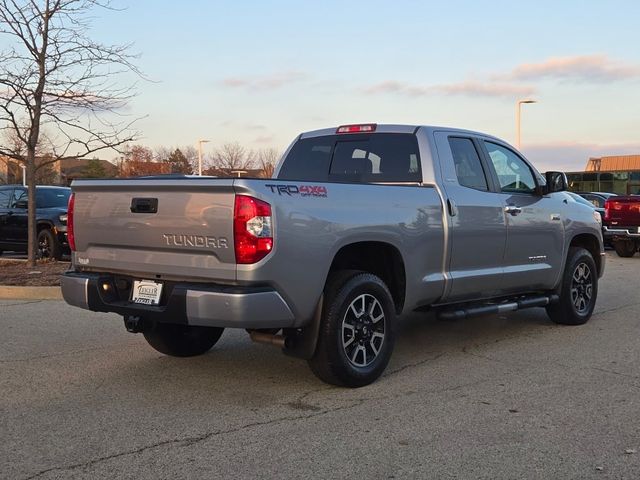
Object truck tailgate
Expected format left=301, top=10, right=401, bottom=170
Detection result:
left=71, top=178, right=237, bottom=282
left=606, top=196, right=640, bottom=226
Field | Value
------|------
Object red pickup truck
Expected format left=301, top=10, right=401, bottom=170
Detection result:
left=604, top=196, right=640, bottom=257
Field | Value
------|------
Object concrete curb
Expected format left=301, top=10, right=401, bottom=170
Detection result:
left=0, top=286, right=62, bottom=300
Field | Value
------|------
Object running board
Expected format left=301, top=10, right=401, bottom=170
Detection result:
left=437, top=294, right=559, bottom=321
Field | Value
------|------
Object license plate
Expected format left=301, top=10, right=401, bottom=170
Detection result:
left=131, top=280, right=163, bottom=305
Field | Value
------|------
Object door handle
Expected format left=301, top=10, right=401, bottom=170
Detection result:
left=504, top=205, right=522, bottom=216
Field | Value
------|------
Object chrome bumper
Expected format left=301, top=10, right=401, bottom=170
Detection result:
left=603, top=226, right=640, bottom=237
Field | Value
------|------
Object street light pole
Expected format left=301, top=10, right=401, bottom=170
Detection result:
left=515, top=99, right=537, bottom=150
left=197, top=139, right=210, bottom=176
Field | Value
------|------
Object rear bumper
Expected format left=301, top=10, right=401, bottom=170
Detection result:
left=61, top=272, right=295, bottom=328
left=603, top=226, right=640, bottom=238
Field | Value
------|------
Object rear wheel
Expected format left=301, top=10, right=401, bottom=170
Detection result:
left=546, top=247, right=598, bottom=325
left=37, top=228, right=61, bottom=260
left=613, top=239, right=637, bottom=258
left=308, top=271, right=396, bottom=387
left=143, top=323, right=224, bottom=357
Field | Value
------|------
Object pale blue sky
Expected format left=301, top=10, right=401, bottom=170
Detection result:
left=18, top=1, right=640, bottom=170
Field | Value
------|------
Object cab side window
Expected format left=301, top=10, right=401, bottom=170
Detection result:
left=0, top=188, right=12, bottom=208
left=10, top=189, right=27, bottom=208
left=449, top=137, right=488, bottom=191
left=484, top=142, right=536, bottom=194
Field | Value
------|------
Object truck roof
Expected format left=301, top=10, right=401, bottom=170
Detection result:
left=300, top=124, right=505, bottom=143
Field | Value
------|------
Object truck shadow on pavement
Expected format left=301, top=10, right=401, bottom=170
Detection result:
left=95, top=307, right=563, bottom=408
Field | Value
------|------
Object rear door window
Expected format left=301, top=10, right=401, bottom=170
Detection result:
left=279, top=133, right=421, bottom=183
left=448, top=137, right=488, bottom=191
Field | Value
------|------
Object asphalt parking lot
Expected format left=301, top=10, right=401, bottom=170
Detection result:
left=2, top=252, right=640, bottom=479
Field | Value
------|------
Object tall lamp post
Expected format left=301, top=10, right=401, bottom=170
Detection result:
left=197, top=139, right=210, bottom=176
left=515, top=99, right=537, bottom=150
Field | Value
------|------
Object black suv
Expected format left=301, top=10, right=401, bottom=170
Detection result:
left=0, top=185, right=71, bottom=259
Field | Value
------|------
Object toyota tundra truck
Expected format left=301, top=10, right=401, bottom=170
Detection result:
left=61, top=124, right=605, bottom=387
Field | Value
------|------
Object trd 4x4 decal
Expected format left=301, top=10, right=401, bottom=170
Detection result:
left=265, top=184, right=328, bottom=198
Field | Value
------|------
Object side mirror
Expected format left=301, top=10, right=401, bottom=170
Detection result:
left=15, top=200, right=28, bottom=209
left=545, top=171, right=568, bottom=193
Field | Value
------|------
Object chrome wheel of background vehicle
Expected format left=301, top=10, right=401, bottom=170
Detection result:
left=342, top=294, right=385, bottom=367
left=37, top=230, right=52, bottom=258
left=37, top=229, right=62, bottom=260
left=571, top=262, right=593, bottom=315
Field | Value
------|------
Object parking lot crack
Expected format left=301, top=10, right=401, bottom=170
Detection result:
left=461, top=345, right=509, bottom=366
left=21, top=401, right=365, bottom=480
left=384, top=351, right=446, bottom=377
left=595, top=302, right=640, bottom=316
left=0, top=300, right=44, bottom=307
left=0, top=343, right=138, bottom=364
left=591, top=366, right=640, bottom=381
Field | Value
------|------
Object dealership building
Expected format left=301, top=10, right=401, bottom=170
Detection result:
left=567, top=155, right=640, bottom=195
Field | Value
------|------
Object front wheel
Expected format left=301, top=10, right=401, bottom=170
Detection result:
left=546, top=247, right=598, bottom=325
left=37, top=228, right=61, bottom=260
left=308, top=271, right=396, bottom=388
left=143, top=323, right=224, bottom=357
left=613, top=240, right=637, bottom=258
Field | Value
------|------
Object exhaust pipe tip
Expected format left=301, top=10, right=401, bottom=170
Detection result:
left=249, top=330, right=286, bottom=348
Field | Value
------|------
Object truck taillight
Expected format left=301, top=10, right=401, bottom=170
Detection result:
left=604, top=199, right=610, bottom=221
left=67, top=193, right=76, bottom=251
left=234, top=195, right=273, bottom=264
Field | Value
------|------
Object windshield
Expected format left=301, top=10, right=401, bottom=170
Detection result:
left=36, top=188, right=71, bottom=208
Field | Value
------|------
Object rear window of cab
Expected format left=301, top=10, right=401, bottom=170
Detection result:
left=278, top=133, right=421, bottom=183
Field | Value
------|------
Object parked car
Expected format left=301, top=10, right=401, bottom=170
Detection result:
left=0, top=185, right=71, bottom=259
left=604, top=195, right=640, bottom=257
left=567, top=192, right=604, bottom=219
left=576, top=192, right=618, bottom=209
left=61, top=124, right=604, bottom=387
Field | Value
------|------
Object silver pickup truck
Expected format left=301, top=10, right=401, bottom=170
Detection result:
left=61, top=124, right=605, bottom=387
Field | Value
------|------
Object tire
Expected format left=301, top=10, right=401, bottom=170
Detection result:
left=546, top=247, right=598, bottom=325
left=37, top=228, right=61, bottom=260
left=143, top=323, right=224, bottom=357
left=308, top=271, right=396, bottom=388
left=613, top=240, right=636, bottom=258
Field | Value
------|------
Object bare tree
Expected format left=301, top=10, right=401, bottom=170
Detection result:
left=156, top=145, right=197, bottom=174
left=209, top=142, right=255, bottom=172
left=181, top=145, right=198, bottom=173
left=116, top=145, right=167, bottom=177
left=256, top=147, right=280, bottom=178
left=0, top=1, right=141, bottom=266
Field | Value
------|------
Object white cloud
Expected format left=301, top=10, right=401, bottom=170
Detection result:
left=221, top=71, right=308, bottom=91
left=505, top=55, right=640, bottom=83
left=522, top=141, right=640, bottom=172
left=364, top=80, right=534, bottom=98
